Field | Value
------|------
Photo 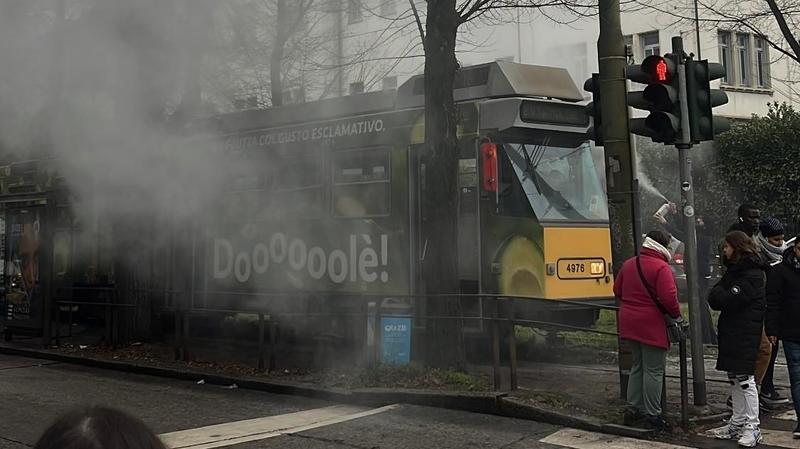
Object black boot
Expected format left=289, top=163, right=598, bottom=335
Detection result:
left=623, top=408, right=644, bottom=426
left=644, top=414, right=672, bottom=431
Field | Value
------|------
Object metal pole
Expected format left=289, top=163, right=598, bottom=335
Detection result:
left=492, top=298, right=501, bottom=391
left=679, top=339, right=689, bottom=428
left=673, top=36, right=708, bottom=405
left=506, top=299, right=518, bottom=391
left=598, top=0, right=637, bottom=399
left=366, top=301, right=377, bottom=368
left=693, top=0, right=702, bottom=59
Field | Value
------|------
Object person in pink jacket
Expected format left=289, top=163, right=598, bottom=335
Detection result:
left=614, top=230, right=683, bottom=430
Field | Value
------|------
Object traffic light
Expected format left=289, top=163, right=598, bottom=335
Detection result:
left=626, top=54, right=682, bottom=144
left=583, top=73, right=603, bottom=146
left=686, top=59, right=730, bottom=142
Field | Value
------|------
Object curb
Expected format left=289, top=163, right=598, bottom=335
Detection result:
left=497, top=397, right=604, bottom=433
left=0, top=344, right=610, bottom=431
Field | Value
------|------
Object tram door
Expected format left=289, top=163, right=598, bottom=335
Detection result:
left=409, top=140, right=481, bottom=329
left=1, top=203, right=48, bottom=340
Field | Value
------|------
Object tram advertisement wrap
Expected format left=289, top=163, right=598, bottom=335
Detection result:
left=4, top=210, right=41, bottom=322
left=208, top=222, right=407, bottom=295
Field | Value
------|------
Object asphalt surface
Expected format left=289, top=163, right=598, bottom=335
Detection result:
left=0, top=354, right=564, bottom=449
left=4, top=353, right=798, bottom=449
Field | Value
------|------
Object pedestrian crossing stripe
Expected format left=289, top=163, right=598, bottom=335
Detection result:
left=774, top=410, right=797, bottom=421
left=759, top=427, right=798, bottom=448
left=541, top=427, right=799, bottom=449
left=540, top=428, right=696, bottom=449
left=159, top=404, right=399, bottom=449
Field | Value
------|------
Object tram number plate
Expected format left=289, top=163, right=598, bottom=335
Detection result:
left=557, top=259, right=606, bottom=279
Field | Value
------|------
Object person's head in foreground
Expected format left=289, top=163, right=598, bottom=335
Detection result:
left=34, top=406, right=167, bottom=449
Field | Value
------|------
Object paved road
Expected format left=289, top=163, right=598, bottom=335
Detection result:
left=1, top=354, right=798, bottom=449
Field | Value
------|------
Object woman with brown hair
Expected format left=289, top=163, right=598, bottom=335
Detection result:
left=707, top=231, right=766, bottom=447
left=33, top=407, right=166, bottom=449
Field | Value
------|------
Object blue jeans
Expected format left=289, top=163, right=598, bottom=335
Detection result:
left=783, top=340, right=800, bottom=419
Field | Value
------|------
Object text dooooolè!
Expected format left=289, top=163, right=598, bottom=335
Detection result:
left=213, top=233, right=389, bottom=284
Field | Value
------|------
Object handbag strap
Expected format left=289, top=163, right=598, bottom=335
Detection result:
left=635, top=256, right=671, bottom=317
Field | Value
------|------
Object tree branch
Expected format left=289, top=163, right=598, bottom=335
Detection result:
left=764, top=0, right=800, bottom=62
left=409, top=0, right=425, bottom=45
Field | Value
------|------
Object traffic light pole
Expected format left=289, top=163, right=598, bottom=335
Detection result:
left=673, top=36, right=707, bottom=405
left=597, top=0, right=637, bottom=399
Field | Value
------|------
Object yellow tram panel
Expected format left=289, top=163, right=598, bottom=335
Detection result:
left=542, top=227, right=614, bottom=300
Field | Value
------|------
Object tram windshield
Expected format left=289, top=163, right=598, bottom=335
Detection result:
left=502, top=141, right=608, bottom=221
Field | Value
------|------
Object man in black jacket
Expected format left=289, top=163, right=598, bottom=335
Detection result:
left=729, top=204, right=762, bottom=238
left=766, top=238, right=800, bottom=439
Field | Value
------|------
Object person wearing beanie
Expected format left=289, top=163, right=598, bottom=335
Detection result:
left=757, top=217, right=791, bottom=409
left=758, top=217, right=788, bottom=267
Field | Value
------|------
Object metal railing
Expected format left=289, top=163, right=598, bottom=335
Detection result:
left=45, top=288, right=693, bottom=428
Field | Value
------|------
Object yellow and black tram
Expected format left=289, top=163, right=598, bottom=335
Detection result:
left=0, top=61, right=613, bottom=344
left=198, top=60, right=614, bottom=331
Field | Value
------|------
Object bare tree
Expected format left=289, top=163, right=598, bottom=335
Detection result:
left=270, top=0, right=315, bottom=106
left=417, top=0, right=593, bottom=368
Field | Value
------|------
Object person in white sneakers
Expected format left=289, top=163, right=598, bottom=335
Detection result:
left=707, top=231, right=766, bottom=447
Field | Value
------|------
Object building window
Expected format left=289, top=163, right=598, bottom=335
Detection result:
left=755, top=36, right=770, bottom=87
left=640, top=32, right=660, bottom=58
left=623, top=34, right=634, bottom=63
left=349, top=81, right=364, bottom=95
left=382, top=76, right=397, bottom=90
left=348, top=0, right=362, bottom=23
left=380, top=0, right=395, bottom=16
left=717, top=31, right=770, bottom=89
left=737, top=33, right=751, bottom=86
left=719, top=32, right=732, bottom=84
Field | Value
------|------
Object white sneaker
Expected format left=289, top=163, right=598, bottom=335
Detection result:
left=737, top=424, right=763, bottom=447
left=707, top=423, right=743, bottom=440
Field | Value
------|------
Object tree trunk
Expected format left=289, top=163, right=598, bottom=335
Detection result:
left=422, top=0, right=464, bottom=369
left=270, top=0, right=288, bottom=107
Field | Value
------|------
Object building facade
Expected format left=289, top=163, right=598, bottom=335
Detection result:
left=294, top=0, right=799, bottom=120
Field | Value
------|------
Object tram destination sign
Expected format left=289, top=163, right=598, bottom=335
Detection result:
left=519, top=101, right=589, bottom=127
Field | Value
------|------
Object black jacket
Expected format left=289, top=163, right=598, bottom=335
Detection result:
left=708, top=255, right=766, bottom=375
left=766, top=247, right=800, bottom=343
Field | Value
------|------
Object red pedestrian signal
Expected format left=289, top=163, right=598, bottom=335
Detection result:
left=655, top=58, right=668, bottom=82
left=626, top=54, right=681, bottom=143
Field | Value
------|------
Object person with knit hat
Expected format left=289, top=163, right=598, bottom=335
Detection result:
left=757, top=217, right=791, bottom=408
left=758, top=217, right=788, bottom=267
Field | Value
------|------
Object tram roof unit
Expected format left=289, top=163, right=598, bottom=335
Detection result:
left=396, top=61, right=584, bottom=109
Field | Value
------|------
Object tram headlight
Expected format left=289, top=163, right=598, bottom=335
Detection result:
left=497, top=236, right=544, bottom=297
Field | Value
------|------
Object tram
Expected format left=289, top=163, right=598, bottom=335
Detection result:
left=0, top=60, right=613, bottom=344
left=195, top=60, right=614, bottom=331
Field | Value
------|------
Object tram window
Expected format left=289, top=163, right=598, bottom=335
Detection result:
left=497, top=149, right=535, bottom=218
left=332, top=148, right=391, bottom=217
left=501, top=142, right=609, bottom=221
left=267, top=150, right=326, bottom=218
left=275, top=158, right=324, bottom=191
left=274, top=188, right=326, bottom=219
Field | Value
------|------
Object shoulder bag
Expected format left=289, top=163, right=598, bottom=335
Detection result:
left=636, top=256, right=686, bottom=343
